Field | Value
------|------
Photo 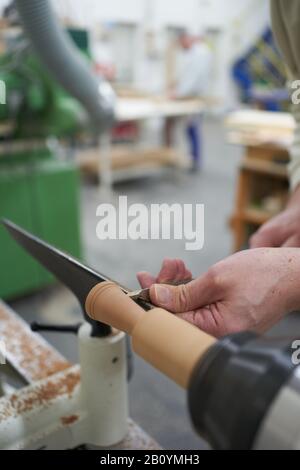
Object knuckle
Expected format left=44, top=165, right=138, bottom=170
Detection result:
left=175, top=284, right=191, bottom=312
left=206, top=265, right=221, bottom=290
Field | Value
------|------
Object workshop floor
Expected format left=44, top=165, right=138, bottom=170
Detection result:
left=10, top=115, right=300, bottom=450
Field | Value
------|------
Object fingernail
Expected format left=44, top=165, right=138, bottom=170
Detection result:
left=153, top=285, right=171, bottom=306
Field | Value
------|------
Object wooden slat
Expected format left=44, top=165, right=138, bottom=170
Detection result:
left=240, top=157, right=288, bottom=179
left=77, top=146, right=187, bottom=175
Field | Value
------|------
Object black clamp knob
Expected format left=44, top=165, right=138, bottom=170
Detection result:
left=31, top=321, right=82, bottom=334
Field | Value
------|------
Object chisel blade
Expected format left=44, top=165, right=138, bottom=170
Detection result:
left=2, top=219, right=153, bottom=336
left=2, top=219, right=117, bottom=336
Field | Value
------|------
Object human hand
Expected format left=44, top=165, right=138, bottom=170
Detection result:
left=250, top=186, right=300, bottom=248
left=146, top=249, right=300, bottom=338
left=137, top=258, right=193, bottom=289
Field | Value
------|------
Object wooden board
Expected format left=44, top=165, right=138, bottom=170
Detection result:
left=116, top=97, right=207, bottom=122
left=225, top=109, right=295, bottom=149
left=77, top=146, right=187, bottom=175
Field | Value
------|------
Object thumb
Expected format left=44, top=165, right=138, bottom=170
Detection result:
left=149, top=271, right=219, bottom=313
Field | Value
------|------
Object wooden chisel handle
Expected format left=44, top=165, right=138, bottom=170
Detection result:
left=85, top=282, right=216, bottom=388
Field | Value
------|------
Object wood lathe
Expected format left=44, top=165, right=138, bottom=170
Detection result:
left=3, top=219, right=300, bottom=450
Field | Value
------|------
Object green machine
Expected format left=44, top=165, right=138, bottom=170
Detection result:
left=0, top=0, right=115, bottom=300
left=0, top=31, right=86, bottom=299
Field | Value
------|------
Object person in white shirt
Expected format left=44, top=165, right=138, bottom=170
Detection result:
left=175, top=32, right=212, bottom=99
left=171, top=31, right=212, bottom=170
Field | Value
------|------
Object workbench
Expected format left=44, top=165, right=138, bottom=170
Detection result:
left=78, top=96, right=207, bottom=188
left=0, top=300, right=160, bottom=450
left=116, top=97, right=206, bottom=121
left=225, top=110, right=293, bottom=251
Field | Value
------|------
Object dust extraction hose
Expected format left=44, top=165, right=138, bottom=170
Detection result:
left=15, top=0, right=115, bottom=132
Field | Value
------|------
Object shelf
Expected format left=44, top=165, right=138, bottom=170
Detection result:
left=240, top=157, right=288, bottom=179
left=232, top=208, right=274, bottom=226
left=228, top=110, right=291, bottom=252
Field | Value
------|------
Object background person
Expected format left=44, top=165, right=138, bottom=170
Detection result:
left=170, top=30, right=212, bottom=170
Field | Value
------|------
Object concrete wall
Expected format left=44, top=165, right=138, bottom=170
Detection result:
left=51, top=0, right=145, bottom=26
left=0, top=0, right=9, bottom=12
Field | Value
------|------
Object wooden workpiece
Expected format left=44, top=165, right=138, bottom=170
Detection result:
left=85, top=281, right=216, bottom=388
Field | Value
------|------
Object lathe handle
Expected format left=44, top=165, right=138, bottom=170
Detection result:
left=85, top=281, right=216, bottom=388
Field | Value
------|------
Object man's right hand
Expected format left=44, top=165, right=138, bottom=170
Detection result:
left=138, top=249, right=300, bottom=338
left=250, top=185, right=300, bottom=248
